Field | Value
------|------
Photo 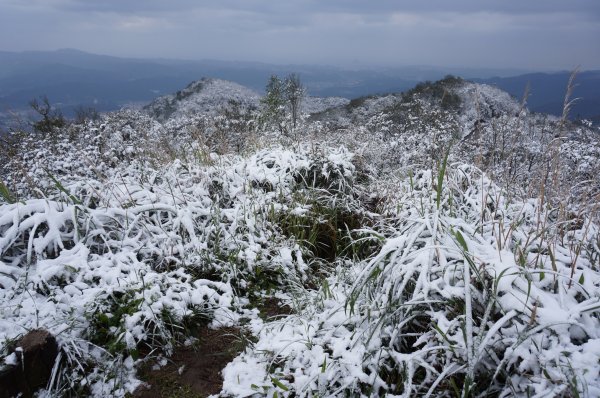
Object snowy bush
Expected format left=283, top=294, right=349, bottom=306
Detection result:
left=222, top=164, right=600, bottom=397
left=1, top=76, right=599, bottom=397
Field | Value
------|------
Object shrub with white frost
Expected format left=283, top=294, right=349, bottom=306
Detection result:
left=1, top=77, right=599, bottom=397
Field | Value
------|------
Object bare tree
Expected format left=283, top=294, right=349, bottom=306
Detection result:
left=74, top=106, right=100, bottom=125
left=29, top=96, right=66, bottom=137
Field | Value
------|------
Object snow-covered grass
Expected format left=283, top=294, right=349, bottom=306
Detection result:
left=0, top=130, right=366, bottom=395
left=1, top=76, right=600, bottom=397
left=223, top=163, right=600, bottom=397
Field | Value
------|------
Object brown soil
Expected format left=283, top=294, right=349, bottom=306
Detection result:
left=133, top=298, right=291, bottom=398
left=259, top=297, right=292, bottom=319
left=133, top=327, right=240, bottom=398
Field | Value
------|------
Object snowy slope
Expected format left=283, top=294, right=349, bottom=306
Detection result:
left=1, top=76, right=599, bottom=398
left=145, top=77, right=261, bottom=121
left=302, top=95, right=350, bottom=114
left=145, top=77, right=349, bottom=122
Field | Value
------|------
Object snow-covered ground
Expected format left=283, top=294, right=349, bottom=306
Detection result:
left=1, top=77, right=599, bottom=397
left=145, top=78, right=262, bottom=121
left=145, top=77, right=349, bottom=122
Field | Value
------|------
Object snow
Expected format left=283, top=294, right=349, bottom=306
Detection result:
left=145, top=78, right=261, bottom=121
left=144, top=77, right=348, bottom=123
left=1, top=76, right=599, bottom=397
left=301, top=96, right=349, bottom=114
left=3, top=352, right=17, bottom=366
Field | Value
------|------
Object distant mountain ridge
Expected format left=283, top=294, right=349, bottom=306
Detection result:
left=475, top=71, right=600, bottom=122
left=0, top=49, right=599, bottom=129
left=0, top=49, right=530, bottom=111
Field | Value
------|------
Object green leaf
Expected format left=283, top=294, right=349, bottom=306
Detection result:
left=96, top=313, right=110, bottom=325
left=578, top=273, right=585, bottom=285
left=542, top=368, right=551, bottom=379
left=433, top=323, right=456, bottom=354
left=45, top=168, right=82, bottom=205
left=450, top=377, right=461, bottom=398
left=525, top=279, right=532, bottom=307
left=436, top=146, right=451, bottom=210
left=271, top=377, right=289, bottom=391
left=548, top=248, right=558, bottom=272
left=368, top=267, right=382, bottom=280
left=453, top=229, right=469, bottom=253
left=0, top=180, right=15, bottom=204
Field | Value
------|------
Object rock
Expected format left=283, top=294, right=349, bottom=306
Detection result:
left=0, top=329, right=58, bottom=398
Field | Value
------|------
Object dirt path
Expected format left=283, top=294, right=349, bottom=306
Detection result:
left=133, top=327, right=240, bottom=398
left=133, top=297, right=291, bottom=397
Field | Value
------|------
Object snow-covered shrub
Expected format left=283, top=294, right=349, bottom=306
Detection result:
left=0, top=138, right=370, bottom=395
left=0, top=195, right=238, bottom=393
left=1, top=76, right=600, bottom=397
left=222, top=163, right=600, bottom=397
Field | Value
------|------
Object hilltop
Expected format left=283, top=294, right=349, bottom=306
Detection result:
left=1, top=76, right=599, bottom=397
left=144, top=77, right=349, bottom=122
left=145, top=78, right=262, bottom=121
left=2, top=49, right=599, bottom=131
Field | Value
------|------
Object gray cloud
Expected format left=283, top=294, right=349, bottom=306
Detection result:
left=0, top=0, right=598, bottom=69
left=24, top=0, right=600, bottom=16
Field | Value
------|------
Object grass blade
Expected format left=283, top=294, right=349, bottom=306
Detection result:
left=0, top=180, right=15, bottom=203
left=436, top=146, right=451, bottom=209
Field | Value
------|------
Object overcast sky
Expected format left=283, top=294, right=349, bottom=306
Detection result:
left=1, top=0, right=599, bottom=70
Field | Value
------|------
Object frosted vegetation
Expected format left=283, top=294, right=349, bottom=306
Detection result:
left=1, top=75, right=600, bottom=397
